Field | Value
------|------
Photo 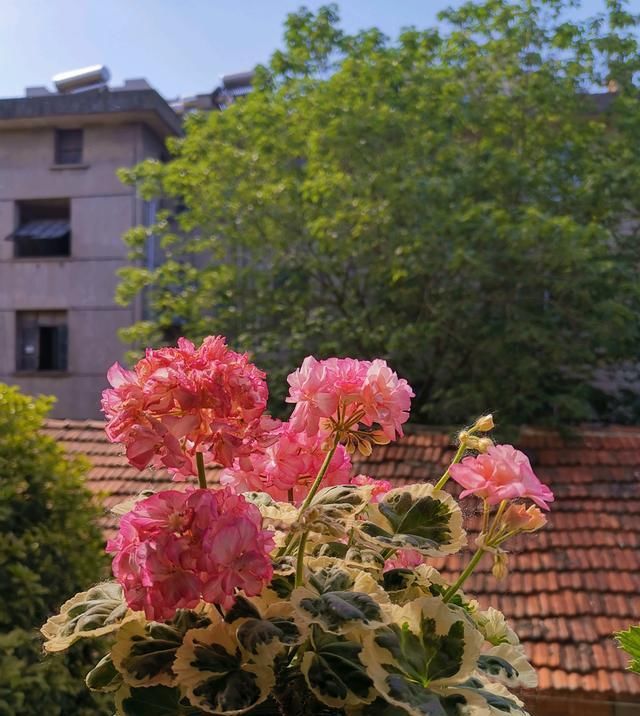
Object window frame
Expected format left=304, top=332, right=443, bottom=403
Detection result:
left=54, top=128, right=84, bottom=165
left=12, top=198, right=71, bottom=259
left=15, top=310, right=68, bottom=373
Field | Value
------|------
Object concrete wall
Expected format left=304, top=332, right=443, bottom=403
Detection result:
left=0, top=121, right=163, bottom=418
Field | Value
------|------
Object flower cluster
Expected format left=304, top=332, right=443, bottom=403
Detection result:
left=220, top=422, right=352, bottom=503
left=44, top=337, right=555, bottom=716
left=106, top=487, right=273, bottom=619
left=286, top=356, right=414, bottom=448
left=450, top=443, right=554, bottom=509
left=101, top=336, right=274, bottom=477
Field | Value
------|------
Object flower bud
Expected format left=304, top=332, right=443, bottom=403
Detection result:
left=474, top=414, right=495, bottom=432
left=492, top=552, right=509, bottom=580
left=464, top=435, right=494, bottom=453
left=503, top=503, right=547, bottom=534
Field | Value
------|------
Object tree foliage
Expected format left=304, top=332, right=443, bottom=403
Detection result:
left=0, top=384, right=111, bottom=715
left=118, top=0, right=640, bottom=427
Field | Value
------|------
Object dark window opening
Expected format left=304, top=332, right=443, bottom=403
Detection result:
left=16, top=311, right=68, bottom=372
left=55, top=129, right=83, bottom=164
left=12, top=198, right=71, bottom=258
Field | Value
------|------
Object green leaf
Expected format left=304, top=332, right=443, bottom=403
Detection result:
left=309, top=484, right=373, bottom=515
left=86, top=653, right=123, bottom=693
left=478, top=655, right=517, bottom=681
left=174, top=622, right=274, bottom=714
left=454, top=678, right=526, bottom=714
left=293, top=567, right=388, bottom=634
left=376, top=619, right=465, bottom=684
left=616, top=625, right=640, bottom=674
left=115, top=684, right=195, bottom=716
left=112, top=611, right=211, bottom=688
left=476, top=644, right=537, bottom=688
left=41, top=582, right=137, bottom=653
left=224, top=596, right=262, bottom=622
left=361, top=486, right=465, bottom=557
left=380, top=680, right=455, bottom=716
left=236, top=615, right=301, bottom=657
left=296, top=591, right=382, bottom=632
left=301, top=626, right=374, bottom=708
left=359, top=698, right=413, bottom=715
left=361, top=597, right=484, bottom=716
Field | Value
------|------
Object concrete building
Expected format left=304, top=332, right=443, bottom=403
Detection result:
left=0, top=71, right=181, bottom=418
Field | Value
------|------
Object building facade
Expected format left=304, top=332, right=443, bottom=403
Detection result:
left=0, top=80, right=181, bottom=418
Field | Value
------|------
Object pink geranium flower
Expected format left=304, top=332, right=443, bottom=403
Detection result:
left=502, top=503, right=548, bottom=533
left=350, top=474, right=392, bottom=502
left=220, top=422, right=352, bottom=503
left=383, top=549, right=424, bottom=572
left=106, top=487, right=274, bottom=619
left=101, top=336, right=276, bottom=478
left=449, top=444, right=554, bottom=510
left=286, top=356, right=414, bottom=442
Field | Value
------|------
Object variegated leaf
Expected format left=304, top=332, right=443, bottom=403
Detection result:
left=114, top=684, right=197, bottom=715
left=293, top=568, right=388, bottom=634
left=477, top=643, right=537, bottom=688
left=301, top=626, right=375, bottom=708
left=173, top=622, right=274, bottom=714
left=41, top=582, right=139, bottom=653
left=224, top=594, right=303, bottom=659
left=361, top=597, right=483, bottom=716
left=112, top=610, right=211, bottom=688
left=85, top=653, right=123, bottom=693
left=361, top=484, right=465, bottom=557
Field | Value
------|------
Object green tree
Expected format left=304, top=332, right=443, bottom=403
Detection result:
left=0, top=384, right=111, bottom=716
left=118, top=0, right=640, bottom=427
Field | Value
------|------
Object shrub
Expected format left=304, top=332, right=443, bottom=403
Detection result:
left=0, top=384, right=111, bottom=715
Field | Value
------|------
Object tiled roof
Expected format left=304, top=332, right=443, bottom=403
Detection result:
left=42, top=419, right=640, bottom=701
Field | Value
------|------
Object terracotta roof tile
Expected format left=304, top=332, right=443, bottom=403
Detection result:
left=42, top=419, right=640, bottom=702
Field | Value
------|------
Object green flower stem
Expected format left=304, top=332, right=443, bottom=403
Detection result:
left=480, top=499, right=490, bottom=534
left=276, top=436, right=339, bottom=558
left=442, top=547, right=485, bottom=603
left=298, top=436, right=339, bottom=513
left=486, top=500, right=508, bottom=542
left=434, top=441, right=467, bottom=491
left=196, top=452, right=207, bottom=489
left=295, top=531, right=308, bottom=587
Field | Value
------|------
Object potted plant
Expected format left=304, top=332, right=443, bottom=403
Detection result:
left=42, top=336, right=552, bottom=715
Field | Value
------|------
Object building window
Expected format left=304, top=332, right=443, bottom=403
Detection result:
left=54, top=129, right=83, bottom=164
left=12, top=199, right=71, bottom=258
left=16, top=311, right=68, bottom=372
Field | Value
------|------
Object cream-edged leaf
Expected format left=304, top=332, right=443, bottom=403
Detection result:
left=309, top=484, right=374, bottom=516
left=360, top=597, right=484, bottom=716
left=301, top=626, right=375, bottom=708
left=226, top=597, right=303, bottom=659
left=112, top=610, right=211, bottom=688
left=85, top=653, right=123, bottom=693
left=381, top=565, right=446, bottom=605
left=114, top=683, right=192, bottom=715
left=294, top=568, right=389, bottom=634
left=173, top=622, right=274, bottom=714
left=41, top=582, right=139, bottom=653
left=477, top=644, right=537, bottom=688
left=472, top=607, right=519, bottom=647
left=452, top=677, right=529, bottom=715
left=361, top=484, right=466, bottom=557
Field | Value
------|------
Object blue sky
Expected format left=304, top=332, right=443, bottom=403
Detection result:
left=0, top=0, right=617, bottom=100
